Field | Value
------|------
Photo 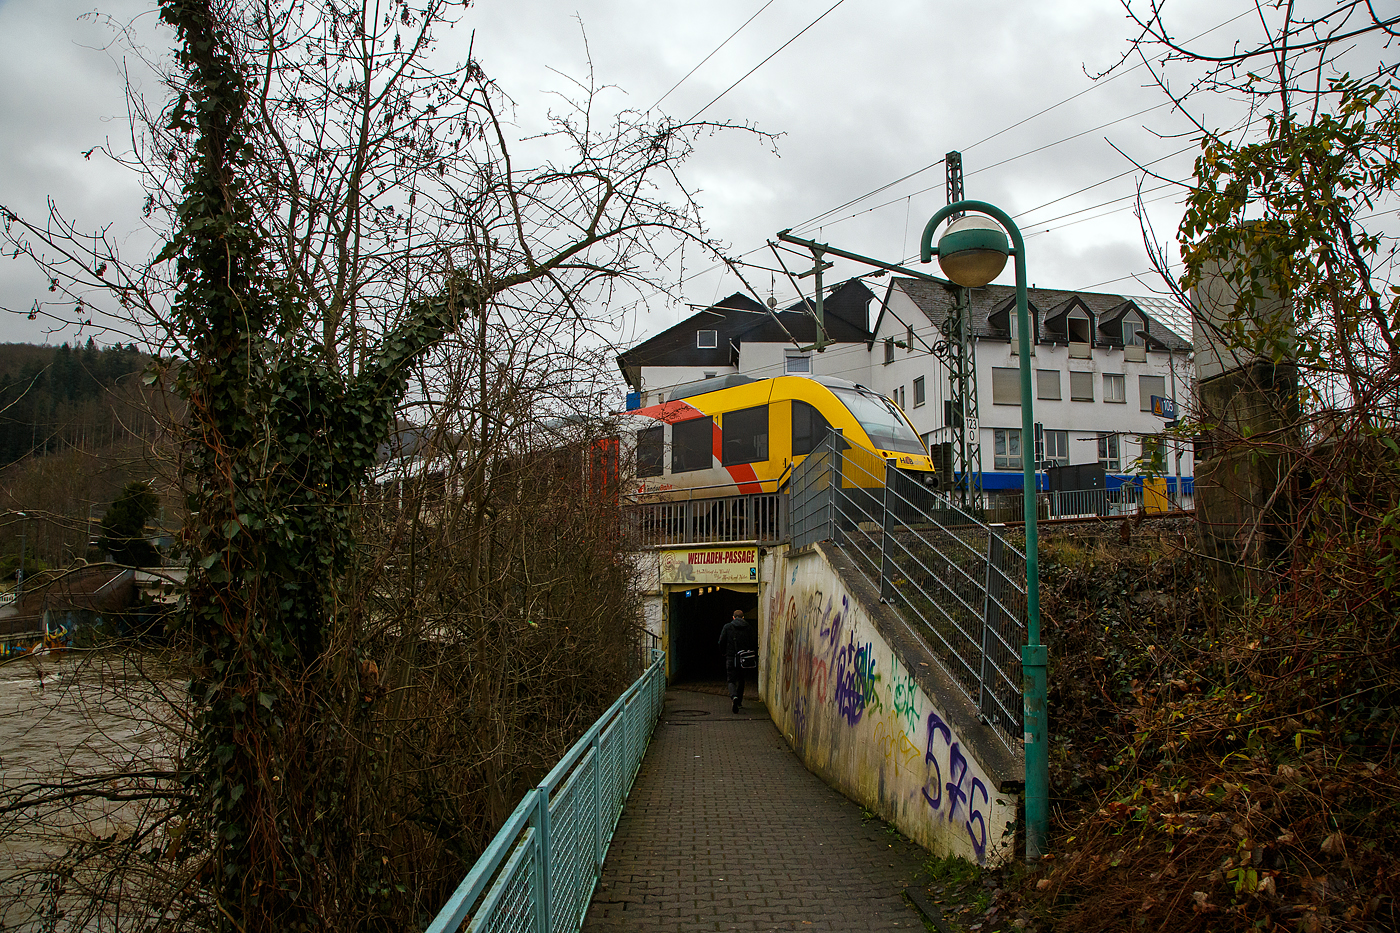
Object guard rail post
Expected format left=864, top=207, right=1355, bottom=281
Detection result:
left=879, top=458, right=896, bottom=601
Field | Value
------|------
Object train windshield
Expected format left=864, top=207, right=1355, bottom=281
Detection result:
left=829, top=387, right=926, bottom=455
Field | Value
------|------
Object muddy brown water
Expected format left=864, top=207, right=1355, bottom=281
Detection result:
left=0, top=651, right=186, bottom=931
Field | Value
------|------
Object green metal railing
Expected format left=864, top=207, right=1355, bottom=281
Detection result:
left=426, top=650, right=666, bottom=933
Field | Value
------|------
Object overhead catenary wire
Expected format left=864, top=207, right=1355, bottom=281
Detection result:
left=784, top=6, right=1258, bottom=236
left=647, top=0, right=781, bottom=113
left=686, top=0, right=851, bottom=122
left=608, top=7, right=1276, bottom=332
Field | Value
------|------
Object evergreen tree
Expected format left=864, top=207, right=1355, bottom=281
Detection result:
left=99, top=480, right=160, bottom=566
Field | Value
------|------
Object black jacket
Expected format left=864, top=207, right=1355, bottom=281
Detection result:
left=718, top=618, right=756, bottom=660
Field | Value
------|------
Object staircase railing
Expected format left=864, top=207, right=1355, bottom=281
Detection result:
left=789, top=432, right=1026, bottom=754
left=426, top=649, right=666, bottom=933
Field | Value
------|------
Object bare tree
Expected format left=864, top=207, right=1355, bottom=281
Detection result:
left=0, top=1, right=759, bottom=929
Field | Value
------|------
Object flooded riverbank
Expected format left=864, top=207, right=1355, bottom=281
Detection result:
left=0, top=650, right=188, bottom=931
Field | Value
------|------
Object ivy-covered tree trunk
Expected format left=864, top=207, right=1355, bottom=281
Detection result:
left=159, top=2, right=462, bottom=926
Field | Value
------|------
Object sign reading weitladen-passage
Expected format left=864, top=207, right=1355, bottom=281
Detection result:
left=659, top=547, right=758, bottom=585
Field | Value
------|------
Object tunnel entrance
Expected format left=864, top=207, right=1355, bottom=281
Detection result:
left=666, top=585, right=758, bottom=685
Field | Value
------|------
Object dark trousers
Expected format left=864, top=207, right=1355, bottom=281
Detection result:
left=726, top=658, right=745, bottom=700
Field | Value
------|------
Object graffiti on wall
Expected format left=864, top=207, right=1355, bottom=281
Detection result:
left=766, top=556, right=1001, bottom=864
left=921, top=712, right=993, bottom=862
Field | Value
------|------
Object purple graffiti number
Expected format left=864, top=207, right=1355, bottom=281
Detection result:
left=921, top=713, right=952, bottom=811
left=945, top=743, right=969, bottom=823
left=965, top=777, right=989, bottom=862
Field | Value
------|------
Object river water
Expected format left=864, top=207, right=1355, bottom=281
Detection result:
left=0, top=651, right=186, bottom=931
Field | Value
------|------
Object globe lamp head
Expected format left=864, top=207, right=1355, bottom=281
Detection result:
left=937, top=215, right=1010, bottom=288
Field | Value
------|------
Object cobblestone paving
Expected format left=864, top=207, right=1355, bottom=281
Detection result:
left=583, top=687, right=928, bottom=932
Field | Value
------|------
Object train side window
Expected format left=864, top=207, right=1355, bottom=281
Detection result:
left=671, top=417, right=713, bottom=473
left=791, top=400, right=831, bottom=456
left=636, top=425, right=664, bottom=477
left=722, top=405, right=768, bottom=465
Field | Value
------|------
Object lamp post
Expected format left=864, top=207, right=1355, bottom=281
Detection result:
left=15, top=511, right=26, bottom=600
left=920, top=201, right=1048, bottom=862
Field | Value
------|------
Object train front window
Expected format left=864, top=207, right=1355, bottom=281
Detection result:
left=671, top=416, right=713, bottom=473
left=830, top=387, right=926, bottom=454
left=722, top=405, right=768, bottom=465
left=792, top=400, right=831, bottom=456
left=636, top=425, right=664, bottom=477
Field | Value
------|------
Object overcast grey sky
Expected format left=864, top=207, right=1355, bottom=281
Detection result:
left=0, top=1, right=1386, bottom=350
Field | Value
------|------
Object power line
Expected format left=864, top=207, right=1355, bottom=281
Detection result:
left=687, top=0, right=851, bottom=122
left=784, top=7, right=1258, bottom=238
left=648, top=0, right=780, bottom=113
left=794, top=100, right=1179, bottom=235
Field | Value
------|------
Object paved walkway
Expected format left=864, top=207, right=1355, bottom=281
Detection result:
left=582, top=687, right=928, bottom=932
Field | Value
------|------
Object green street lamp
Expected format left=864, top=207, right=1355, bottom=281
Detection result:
left=921, top=201, right=1048, bottom=862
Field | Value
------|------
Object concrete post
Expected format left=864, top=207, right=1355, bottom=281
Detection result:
left=1191, top=246, right=1301, bottom=599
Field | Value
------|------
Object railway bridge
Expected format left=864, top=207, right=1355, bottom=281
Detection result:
left=429, top=435, right=1029, bottom=932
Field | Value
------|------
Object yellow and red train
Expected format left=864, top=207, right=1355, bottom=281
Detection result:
left=623, top=374, right=937, bottom=496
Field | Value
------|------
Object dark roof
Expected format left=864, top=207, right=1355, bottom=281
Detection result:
left=616, top=279, right=876, bottom=389
left=889, top=279, right=1191, bottom=351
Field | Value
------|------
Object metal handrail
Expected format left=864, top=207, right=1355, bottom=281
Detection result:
left=789, top=431, right=1028, bottom=752
left=426, top=649, right=666, bottom=933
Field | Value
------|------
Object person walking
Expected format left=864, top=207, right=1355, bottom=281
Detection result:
left=718, top=608, right=757, bottom=713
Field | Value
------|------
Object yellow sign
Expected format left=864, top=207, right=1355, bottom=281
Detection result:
left=659, top=546, right=758, bottom=585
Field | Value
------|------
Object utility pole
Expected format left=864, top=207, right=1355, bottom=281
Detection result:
left=943, top=152, right=981, bottom=513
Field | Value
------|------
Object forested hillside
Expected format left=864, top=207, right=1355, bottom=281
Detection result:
left=0, top=340, right=153, bottom=465
left=0, top=341, right=175, bottom=575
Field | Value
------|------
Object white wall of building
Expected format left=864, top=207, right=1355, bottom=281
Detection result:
left=636, top=364, right=737, bottom=406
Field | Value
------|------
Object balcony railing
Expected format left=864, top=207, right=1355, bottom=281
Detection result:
left=625, top=486, right=785, bottom=547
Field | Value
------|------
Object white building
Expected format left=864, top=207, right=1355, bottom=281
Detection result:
left=616, top=277, right=1193, bottom=493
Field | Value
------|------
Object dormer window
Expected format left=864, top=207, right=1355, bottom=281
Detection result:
left=1068, top=308, right=1092, bottom=358
left=1009, top=310, right=1035, bottom=355
left=1122, top=312, right=1146, bottom=361
left=697, top=329, right=718, bottom=349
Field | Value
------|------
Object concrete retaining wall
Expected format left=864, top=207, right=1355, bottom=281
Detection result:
left=760, top=542, right=1021, bottom=865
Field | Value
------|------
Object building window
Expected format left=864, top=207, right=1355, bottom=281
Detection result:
left=1036, top=369, right=1061, bottom=400
left=1139, top=375, right=1166, bottom=412
left=784, top=350, right=811, bottom=374
left=1070, top=370, right=1094, bottom=401
left=671, top=417, right=713, bottom=473
left=1122, top=313, right=1145, bottom=348
left=721, top=405, right=768, bottom=465
left=944, top=399, right=963, bottom=428
left=1140, top=434, right=1165, bottom=473
left=1043, top=429, right=1069, bottom=467
left=884, top=336, right=895, bottom=364
left=913, top=376, right=926, bottom=407
left=792, top=400, right=831, bottom=456
left=697, top=329, right=718, bottom=349
left=1098, top=434, right=1121, bottom=472
left=991, top=367, right=1021, bottom=405
left=1104, top=373, right=1126, bottom=404
left=636, top=426, right=664, bottom=477
left=994, top=428, right=1022, bottom=471
left=891, top=385, right=905, bottom=409
left=1122, top=312, right=1147, bottom=361
left=1068, top=308, right=1092, bottom=348
left=1009, top=311, right=1034, bottom=355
